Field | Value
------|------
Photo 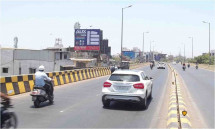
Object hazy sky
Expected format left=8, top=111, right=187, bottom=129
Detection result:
left=0, top=0, right=214, bottom=57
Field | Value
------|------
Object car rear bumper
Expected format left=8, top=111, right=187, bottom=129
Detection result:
left=102, top=95, right=144, bottom=103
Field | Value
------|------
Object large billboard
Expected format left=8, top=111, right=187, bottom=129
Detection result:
left=74, top=29, right=100, bottom=50
left=123, top=51, right=135, bottom=59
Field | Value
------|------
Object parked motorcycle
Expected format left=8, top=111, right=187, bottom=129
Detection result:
left=30, top=81, right=54, bottom=108
left=1, top=100, right=17, bottom=129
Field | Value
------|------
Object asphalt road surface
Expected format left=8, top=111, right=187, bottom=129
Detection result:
left=11, top=66, right=169, bottom=128
left=172, top=64, right=214, bottom=128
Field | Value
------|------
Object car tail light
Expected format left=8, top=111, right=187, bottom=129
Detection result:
left=103, top=82, right=112, bottom=87
left=133, top=83, right=144, bottom=89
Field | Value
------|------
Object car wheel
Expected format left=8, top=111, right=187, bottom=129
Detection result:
left=148, top=88, right=152, bottom=100
left=140, top=93, right=148, bottom=110
left=102, top=96, right=110, bottom=107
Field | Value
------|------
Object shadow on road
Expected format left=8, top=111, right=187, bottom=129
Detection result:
left=103, top=97, right=153, bottom=111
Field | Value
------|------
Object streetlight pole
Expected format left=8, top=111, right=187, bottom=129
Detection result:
left=150, top=41, right=154, bottom=61
left=202, top=21, right=211, bottom=64
left=184, top=44, right=185, bottom=63
left=121, top=5, right=132, bottom=63
left=143, top=32, right=149, bottom=62
left=188, top=37, right=193, bottom=58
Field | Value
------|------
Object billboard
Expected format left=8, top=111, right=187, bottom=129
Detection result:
left=74, top=29, right=100, bottom=50
left=123, top=51, right=135, bottom=59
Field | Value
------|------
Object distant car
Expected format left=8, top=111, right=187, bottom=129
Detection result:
left=102, top=70, right=153, bottom=109
left=119, top=61, right=130, bottom=69
left=157, top=62, right=166, bottom=69
left=172, top=62, right=176, bottom=65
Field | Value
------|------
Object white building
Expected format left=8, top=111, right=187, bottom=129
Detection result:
left=0, top=48, right=74, bottom=77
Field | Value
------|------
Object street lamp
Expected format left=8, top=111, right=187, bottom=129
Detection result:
left=202, top=21, right=211, bottom=64
left=143, top=31, right=149, bottom=61
left=188, top=37, right=193, bottom=59
left=121, top=5, right=132, bottom=63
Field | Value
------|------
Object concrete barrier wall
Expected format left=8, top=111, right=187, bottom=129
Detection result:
left=0, top=67, right=111, bottom=96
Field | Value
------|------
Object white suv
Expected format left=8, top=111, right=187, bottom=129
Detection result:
left=102, top=70, right=153, bottom=109
left=157, top=62, right=166, bottom=69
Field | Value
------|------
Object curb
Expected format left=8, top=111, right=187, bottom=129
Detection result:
left=167, top=64, right=191, bottom=129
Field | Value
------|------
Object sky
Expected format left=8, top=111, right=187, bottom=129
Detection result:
left=0, top=0, right=214, bottom=57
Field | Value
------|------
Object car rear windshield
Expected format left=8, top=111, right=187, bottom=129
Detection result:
left=109, top=74, right=140, bottom=82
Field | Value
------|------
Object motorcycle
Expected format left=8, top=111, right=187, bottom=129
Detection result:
left=150, top=64, right=153, bottom=70
left=30, top=81, right=54, bottom=108
left=1, top=100, right=17, bottom=129
left=182, top=66, right=186, bottom=71
left=196, top=66, right=198, bottom=69
left=187, top=64, right=190, bottom=68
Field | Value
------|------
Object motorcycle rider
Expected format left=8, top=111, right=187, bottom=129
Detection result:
left=35, top=65, right=53, bottom=97
left=110, top=65, right=116, bottom=74
left=196, top=62, right=198, bottom=69
left=150, top=62, right=153, bottom=69
left=1, top=92, right=11, bottom=127
left=0, top=92, right=10, bottom=101
left=187, top=63, right=190, bottom=68
left=183, top=63, right=186, bottom=70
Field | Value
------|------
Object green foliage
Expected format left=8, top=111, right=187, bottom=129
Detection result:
left=192, top=54, right=214, bottom=65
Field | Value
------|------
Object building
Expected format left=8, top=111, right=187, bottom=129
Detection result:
left=100, top=39, right=111, bottom=57
left=0, top=48, right=74, bottom=77
left=145, top=52, right=167, bottom=62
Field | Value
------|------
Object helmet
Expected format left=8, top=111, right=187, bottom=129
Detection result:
left=38, top=65, right=45, bottom=71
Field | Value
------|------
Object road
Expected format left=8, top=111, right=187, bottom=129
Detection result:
left=172, top=64, right=214, bottom=128
left=11, top=66, right=170, bottom=128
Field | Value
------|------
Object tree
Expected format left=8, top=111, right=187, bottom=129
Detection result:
left=193, top=54, right=214, bottom=65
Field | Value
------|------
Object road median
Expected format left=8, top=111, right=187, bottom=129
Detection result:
left=167, top=64, right=191, bottom=129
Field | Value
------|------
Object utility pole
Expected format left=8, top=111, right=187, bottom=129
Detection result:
left=188, top=37, right=194, bottom=58
left=143, top=32, right=149, bottom=62
left=202, top=21, right=211, bottom=64
left=184, top=44, right=185, bottom=63
left=120, top=5, right=132, bottom=63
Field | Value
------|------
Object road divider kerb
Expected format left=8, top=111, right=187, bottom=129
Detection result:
left=167, top=64, right=191, bottom=129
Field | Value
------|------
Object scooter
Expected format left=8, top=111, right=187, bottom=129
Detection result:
left=1, top=100, right=17, bottom=129
left=30, top=81, right=54, bottom=108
